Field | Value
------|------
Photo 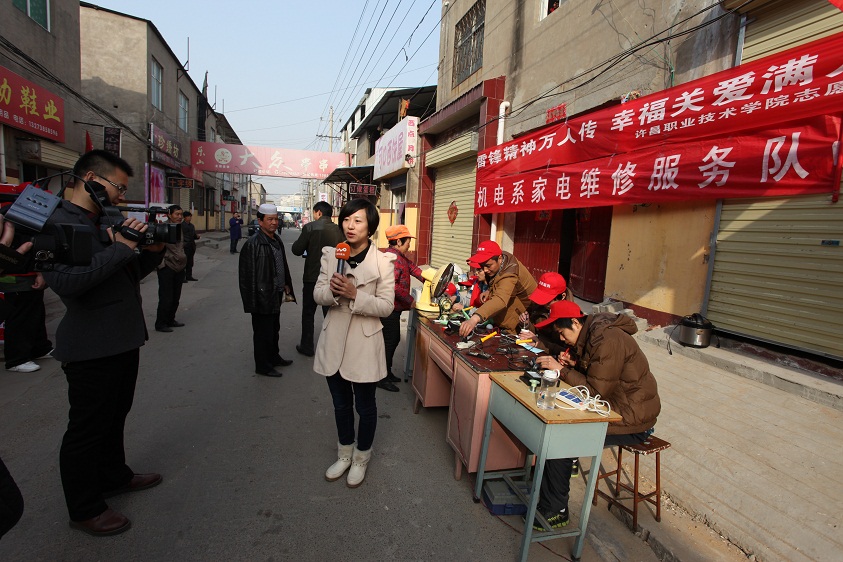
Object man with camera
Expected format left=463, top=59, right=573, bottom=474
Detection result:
left=154, top=205, right=187, bottom=333
left=41, top=150, right=165, bottom=536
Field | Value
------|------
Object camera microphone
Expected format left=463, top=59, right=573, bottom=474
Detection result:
left=335, top=242, right=350, bottom=274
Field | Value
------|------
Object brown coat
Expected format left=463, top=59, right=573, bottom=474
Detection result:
left=564, top=313, right=661, bottom=435
left=473, top=251, right=537, bottom=332
left=312, top=245, right=396, bottom=382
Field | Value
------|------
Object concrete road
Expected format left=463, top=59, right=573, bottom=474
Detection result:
left=0, top=229, right=663, bottom=561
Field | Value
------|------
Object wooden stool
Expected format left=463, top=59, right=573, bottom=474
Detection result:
left=592, top=435, right=671, bottom=530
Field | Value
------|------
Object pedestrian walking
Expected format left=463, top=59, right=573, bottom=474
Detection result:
left=229, top=212, right=243, bottom=254
left=313, top=198, right=395, bottom=488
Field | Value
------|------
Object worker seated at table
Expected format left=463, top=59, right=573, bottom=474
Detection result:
left=518, top=272, right=573, bottom=357
left=533, top=300, right=661, bottom=531
left=458, top=241, right=537, bottom=338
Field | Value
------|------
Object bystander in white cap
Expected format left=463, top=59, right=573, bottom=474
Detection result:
left=258, top=203, right=277, bottom=215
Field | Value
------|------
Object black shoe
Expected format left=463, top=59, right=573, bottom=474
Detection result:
left=273, top=356, right=293, bottom=367
left=182, top=279, right=189, bottom=284
left=528, top=508, right=569, bottom=532
left=377, top=380, right=400, bottom=392
left=385, top=373, right=401, bottom=383
left=296, top=345, right=315, bottom=357
left=256, top=369, right=282, bottom=377
left=186, top=277, right=198, bottom=281
left=168, top=321, right=185, bottom=328
left=155, top=326, right=173, bottom=333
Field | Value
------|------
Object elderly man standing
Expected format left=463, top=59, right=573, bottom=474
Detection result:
left=459, top=240, right=537, bottom=338
left=238, top=204, right=295, bottom=377
left=154, top=205, right=187, bottom=333
left=291, top=201, right=343, bottom=357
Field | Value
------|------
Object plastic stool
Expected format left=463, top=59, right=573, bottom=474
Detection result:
left=592, top=435, right=671, bottom=530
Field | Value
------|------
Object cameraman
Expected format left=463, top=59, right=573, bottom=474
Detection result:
left=41, top=150, right=165, bottom=536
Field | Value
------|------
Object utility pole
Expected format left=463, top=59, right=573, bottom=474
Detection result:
left=329, top=106, right=334, bottom=153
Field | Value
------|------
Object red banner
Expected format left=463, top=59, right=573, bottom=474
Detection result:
left=191, top=142, right=347, bottom=180
left=475, top=31, right=843, bottom=213
left=0, top=65, right=65, bottom=143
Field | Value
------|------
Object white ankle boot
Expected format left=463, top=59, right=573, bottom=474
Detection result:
left=346, top=447, right=372, bottom=488
left=325, top=442, right=354, bottom=482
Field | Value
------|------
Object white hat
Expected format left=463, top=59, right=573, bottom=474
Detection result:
left=258, top=203, right=277, bottom=215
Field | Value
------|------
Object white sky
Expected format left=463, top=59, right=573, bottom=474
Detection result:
left=92, top=0, right=443, bottom=195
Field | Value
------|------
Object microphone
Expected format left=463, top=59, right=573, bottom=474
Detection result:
left=335, top=242, right=350, bottom=274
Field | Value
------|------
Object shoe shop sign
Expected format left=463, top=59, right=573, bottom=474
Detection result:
left=0, top=65, right=65, bottom=143
left=475, top=31, right=843, bottom=214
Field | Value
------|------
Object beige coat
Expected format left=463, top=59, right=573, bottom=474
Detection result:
left=313, top=245, right=396, bottom=382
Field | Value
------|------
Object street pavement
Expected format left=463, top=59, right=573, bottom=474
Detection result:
left=1, top=227, right=836, bottom=561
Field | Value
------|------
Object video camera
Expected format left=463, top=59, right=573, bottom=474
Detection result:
left=0, top=177, right=179, bottom=272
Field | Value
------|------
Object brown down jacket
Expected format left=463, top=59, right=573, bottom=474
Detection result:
left=563, top=312, right=661, bottom=435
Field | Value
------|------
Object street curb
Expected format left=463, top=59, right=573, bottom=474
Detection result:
left=637, top=327, right=843, bottom=412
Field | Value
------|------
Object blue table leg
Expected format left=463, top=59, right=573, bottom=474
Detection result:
left=473, top=403, right=495, bottom=500
left=518, top=425, right=552, bottom=562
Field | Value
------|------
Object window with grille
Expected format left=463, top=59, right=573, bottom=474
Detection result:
left=151, top=58, right=163, bottom=110
left=178, top=91, right=189, bottom=132
left=13, top=0, right=49, bottom=31
left=452, top=0, right=485, bottom=86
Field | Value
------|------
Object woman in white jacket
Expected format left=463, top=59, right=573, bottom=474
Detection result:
left=313, top=198, right=395, bottom=487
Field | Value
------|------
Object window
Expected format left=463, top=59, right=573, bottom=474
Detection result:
left=13, top=0, right=49, bottom=31
left=453, top=0, right=485, bottom=86
left=541, top=0, right=562, bottom=20
left=151, top=58, right=163, bottom=110
left=178, top=91, right=189, bottom=132
left=209, top=127, right=216, bottom=142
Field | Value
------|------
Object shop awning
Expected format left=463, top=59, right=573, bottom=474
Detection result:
left=474, top=31, right=843, bottom=214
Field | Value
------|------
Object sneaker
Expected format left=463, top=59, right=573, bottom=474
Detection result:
left=8, top=361, right=41, bottom=373
left=571, top=458, right=579, bottom=478
left=531, top=508, right=569, bottom=531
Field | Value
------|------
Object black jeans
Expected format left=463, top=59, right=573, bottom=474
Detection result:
left=184, top=245, right=196, bottom=278
left=380, top=309, right=401, bottom=378
left=230, top=237, right=240, bottom=253
left=0, top=456, right=24, bottom=539
left=156, top=267, right=185, bottom=328
left=538, top=431, right=651, bottom=514
left=60, top=349, right=140, bottom=521
left=326, top=373, right=378, bottom=451
left=299, top=282, right=328, bottom=354
left=3, top=290, right=52, bottom=369
left=251, top=312, right=281, bottom=373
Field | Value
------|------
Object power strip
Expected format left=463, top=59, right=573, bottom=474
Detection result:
left=555, top=388, right=586, bottom=410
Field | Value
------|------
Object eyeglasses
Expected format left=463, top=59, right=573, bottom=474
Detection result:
left=97, top=175, right=128, bottom=194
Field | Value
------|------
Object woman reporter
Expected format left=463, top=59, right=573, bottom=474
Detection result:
left=312, top=198, right=396, bottom=488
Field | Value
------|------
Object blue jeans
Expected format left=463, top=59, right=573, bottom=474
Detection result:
left=326, top=373, right=378, bottom=451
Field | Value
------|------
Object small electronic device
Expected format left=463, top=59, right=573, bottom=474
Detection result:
left=525, top=371, right=541, bottom=380
left=556, top=388, right=586, bottom=409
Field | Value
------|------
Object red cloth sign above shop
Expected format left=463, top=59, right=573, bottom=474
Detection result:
left=0, top=65, right=65, bottom=143
left=191, top=141, right=347, bottom=180
left=475, top=31, right=843, bottom=214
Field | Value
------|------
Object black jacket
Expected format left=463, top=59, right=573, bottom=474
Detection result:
left=238, top=230, right=294, bottom=314
left=41, top=201, right=164, bottom=362
left=291, top=216, right=343, bottom=283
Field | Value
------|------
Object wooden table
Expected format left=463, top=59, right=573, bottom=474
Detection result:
left=411, top=316, right=535, bottom=479
left=474, top=372, right=623, bottom=562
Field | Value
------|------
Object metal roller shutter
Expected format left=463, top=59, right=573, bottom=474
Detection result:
left=707, top=194, right=843, bottom=359
left=429, top=158, right=476, bottom=269
left=740, top=0, right=843, bottom=63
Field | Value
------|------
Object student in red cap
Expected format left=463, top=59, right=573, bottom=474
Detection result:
left=518, top=272, right=573, bottom=356
left=529, top=300, right=661, bottom=531
left=379, top=225, right=425, bottom=392
left=458, top=241, right=537, bottom=338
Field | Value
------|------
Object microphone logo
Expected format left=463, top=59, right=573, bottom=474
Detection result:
left=335, top=242, right=351, bottom=274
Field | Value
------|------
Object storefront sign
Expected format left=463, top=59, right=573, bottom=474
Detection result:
left=167, top=176, right=194, bottom=189
left=475, top=31, right=843, bottom=213
left=546, top=103, right=566, bottom=124
left=150, top=124, right=186, bottom=170
left=103, top=126, right=121, bottom=156
left=374, top=116, right=418, bottom=180
left=190, top=141, right=347, bottom=179
left=349, top=182, right=377, bottom=196
left=0, top=65, right=65, bottom=142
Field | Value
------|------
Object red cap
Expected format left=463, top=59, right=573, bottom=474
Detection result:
left=534, top=300, right=583, bottom=328
left=445, top=283, right=458, bottom=297
left=530, top=272, right=568, bottom=305
left=468, top=241, right=502, bottom=268
left=335, top=242, right=351, bottom=260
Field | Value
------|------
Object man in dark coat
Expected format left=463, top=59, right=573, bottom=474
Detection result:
left=238, top=204, right=295, bottom=377
left=229, top=212, right=243, bottom=254
left=42, top=150, right=166, bottom=536
left=534, top=300, right=661, bottom=531
left=182, top=211, right=199, bottom=281
left=154, top=205, right=186, bottom=332
left=291, top=201, right=342, bottom=357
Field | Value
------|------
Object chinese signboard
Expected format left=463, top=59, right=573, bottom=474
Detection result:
left=167, top=176, right=194, bottom=189
left=103, top=126, right=121, bottom=156
left=0, top=65, right=65, bottom=142
left=475, top=31, right=843, bottom=214
left=190, top=141, right=347, bottom=180
left=150, top=124, right=186, bottom=170
left=374, top=116, right=418, bottom=179
left=545, top=103, right=566, bottom=124
left=349, top=183, right=378, bottom=196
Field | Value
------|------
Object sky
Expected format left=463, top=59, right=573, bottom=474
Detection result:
left=91, top=0, right=443, bottom=197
